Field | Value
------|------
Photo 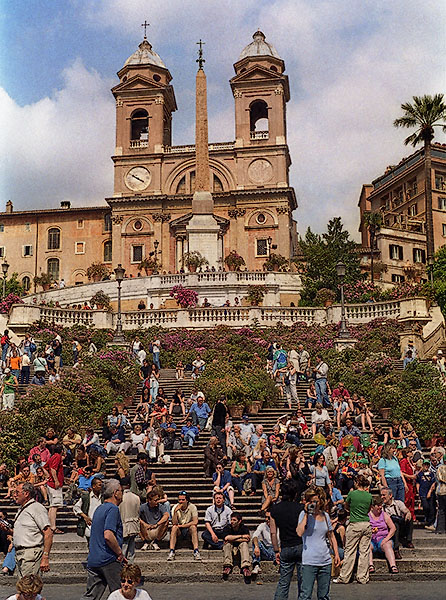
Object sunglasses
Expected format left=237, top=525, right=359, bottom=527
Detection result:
left=121, top=578, right=134, bottom=584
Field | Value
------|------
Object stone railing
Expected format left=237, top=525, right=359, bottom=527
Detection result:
left=344, top=301, right=401, bottom=321
left=163, top=141, right=235, bottom=154
left=250, top=131, right=269, bottom=140
left=40, top=307, right=95, bottom=326
left=129, top=140, right=148, bottom=149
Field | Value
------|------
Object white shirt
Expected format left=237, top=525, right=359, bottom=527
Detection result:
left=311, top=409, right=331, bottom=424
left=252, top=521, right=277, bottom=546
left=131, top=432, right=146, bottom=447
left=73, top=492, right=103, bottom=537
left=7, top=596, right=43, bottom=600
left=21, top=354, right=30, bottom=367
left=137, top=349, right=147, bottom=365
left=13, top=500, right=50, bottom=548
left=107, top=590, right=153, bottom=600
left=152, top=340, right=160, bottom=354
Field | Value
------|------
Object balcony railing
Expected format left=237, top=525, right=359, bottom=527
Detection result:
left=250, top=131, right=269, bottom=140
left=130, top=140, right=148, bottom=149
left=163, top=141, right=235, bottom=154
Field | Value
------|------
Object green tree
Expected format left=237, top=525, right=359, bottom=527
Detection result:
left=362, top=211, right=382, bottom=284
left=394, top=94, right=446, bottom=261
left=5, top=272, right=24, bottom=296
left=298, top=217, right=363, bottom=305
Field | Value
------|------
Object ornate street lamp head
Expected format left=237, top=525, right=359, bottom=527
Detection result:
left=154, top=240, right=159, bottom=251
left=114, top=264, right=125, bottom=282
left=336, top=261, right=346, bottom=279
left=1, top=260, right=9, bottom=277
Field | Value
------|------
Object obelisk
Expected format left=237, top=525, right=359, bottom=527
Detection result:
left=186, top=40, right=220, bottom=268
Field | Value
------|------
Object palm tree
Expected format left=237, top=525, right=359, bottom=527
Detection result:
left=394, top=94, right=446, bottom=262
left=362, top=211, right=382, bottom=283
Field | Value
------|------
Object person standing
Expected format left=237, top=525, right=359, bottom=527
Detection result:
left=151, top=339, right=161, bottom=370
left=119, top=477, right=141, bottom=563
left=296, top=486, right=340, bottom=600
left=0, top=368, right=18, bottom=410
left=20, top=351, right=31, bottom=385
left=334, top=475, right=372, bottom=585
left=211, top=395, right=227, bottom=453
left=46, top=444, right=64, bottom=534
left=378, top=443, right=405, bottom=502
left=270, top=479, right=304, bottom=600
left=12, top=482, right=53, bottom=577
left=313, top=355, right=329, bottom=408
left=81, top=479, right=126, bottom=600
left=73, top=477, right=104, bottom=545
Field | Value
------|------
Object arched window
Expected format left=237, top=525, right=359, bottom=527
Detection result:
left=104, top=240, right=112, bottom=263
left=104, top=213, right=112, bottom=232
left=250, top=100, right=269, bottom=137
left=131, top=109, right=149, bottom=141
left=47, top=258, right=60, bottom=281
left=176, top=175, right=186, bottom=194
left=22, top=276, right=31, bottom=292
left=213, top=174, right=223, bottom=192
left=48, top=228, right=60, bottom=250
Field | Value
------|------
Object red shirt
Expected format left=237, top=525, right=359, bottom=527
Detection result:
left=47, top=453, right=64, bottom=488
left=28, top=446, right=51, bottom=465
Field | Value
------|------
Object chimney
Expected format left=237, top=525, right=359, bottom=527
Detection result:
left=60, top=201, right=71, bottom=209
left=5, top=200, right=13, bottom=213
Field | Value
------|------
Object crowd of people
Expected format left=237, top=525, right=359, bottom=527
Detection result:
left=0, top=330, right=445, bottom=600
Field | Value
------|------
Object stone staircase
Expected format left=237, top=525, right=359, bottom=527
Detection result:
left=1, top=368, right=445, bottom=582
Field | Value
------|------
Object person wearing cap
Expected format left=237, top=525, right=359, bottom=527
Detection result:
left=202, top=490, right=232, bottom=550
left=181, top=418, right=199, bottom=448
left=0, top=367, right=18, bottom=410
left=167, top=491, right=201, bottom=562
left=188, top=393, right=211, bottom=429
left=416, top=460, right=437, bottom=531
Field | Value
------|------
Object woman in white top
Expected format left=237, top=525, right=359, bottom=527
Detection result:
left=6, top=574, right=45, bottom=600
left=107, top=565, right=152, bottom=600
left=130, top=425, right=148, bottom=453
left=311, top=403, right=331, bottom=437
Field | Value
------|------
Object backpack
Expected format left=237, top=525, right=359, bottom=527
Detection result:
left=325, top=448, right=337, bottom=472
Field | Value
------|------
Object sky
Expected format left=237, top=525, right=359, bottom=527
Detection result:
left=0, top=0, right=445, bottom=239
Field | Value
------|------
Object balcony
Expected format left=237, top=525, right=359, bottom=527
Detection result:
left=250, top=131, right=269, bottom=141
left=129, top=140, right=148, bottom=149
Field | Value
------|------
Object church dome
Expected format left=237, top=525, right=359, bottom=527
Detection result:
left=124, top=38, right=166, bottom=69
left=238, top=30, right=281, bottom=61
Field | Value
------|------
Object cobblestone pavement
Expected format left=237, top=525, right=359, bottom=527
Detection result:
left=0, top=580, right=444, bottom=599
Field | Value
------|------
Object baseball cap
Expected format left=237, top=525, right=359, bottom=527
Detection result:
left=423, top=459, right=430, bottom=464
left=4, top=368, right=10, bottom=374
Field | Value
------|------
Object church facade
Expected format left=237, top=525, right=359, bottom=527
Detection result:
left=0, top=31, right=298, bottom=290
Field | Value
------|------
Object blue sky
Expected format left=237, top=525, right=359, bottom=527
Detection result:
left=1, top=0, right=445, bottom=237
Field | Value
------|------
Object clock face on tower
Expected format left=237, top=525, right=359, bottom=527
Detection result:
left=125, top=166, right=151, bottom=191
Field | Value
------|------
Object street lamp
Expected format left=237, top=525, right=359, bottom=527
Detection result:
left=336, top=260, right=350, bottom=338
left=267, top=237, right=272, bottom=255
left=112, top=263, right=126, bottom=343
left=2, top=259, right=9, bottom=298
left=428, top=256, right=435, bottom=284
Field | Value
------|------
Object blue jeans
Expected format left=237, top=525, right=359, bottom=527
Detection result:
left=1, top=344, right=8, bottom=363
left=299, top=563, right=331, bottom=600
left=153, top=352, right=161, bottom=370
left=184, top=432, right=196, bottom=447
left=274, top=544, right=302, bottom=600
left=387, top=476, right=405, bottom=502
left=315, top=378, right=329, bottom=407
left=2, top=547, right=16, bottom=572
left=253, top=540, right=275, bottom=565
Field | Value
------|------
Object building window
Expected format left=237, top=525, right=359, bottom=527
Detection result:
left=22, top=276, right=31, bottom=292
left=133, top=220, right=143, bottom=231
left=249, top=100, right=269, bottom=139
left=75, top=242, right=85, bottom=254
left=413, top=248, right=426, bottom=264
left=131, top=109, right=149, bottom=141
left=389, top=244, right=403, bottom=260
left=104, top=240, right=112, bottom=263
left=104, top=213, right=112, bottom=232
left=47, top=258, right=60, bottom=281
left=256, top=213, right=267, bottom=225
left=176, top=175, right=186, bottom=194
left=435, top=172, right=446, bottom=190
left=213, top=174, right=223, bottom=192
left=443, top=224, right=446, bottom=237
left=256, top=239, right=269, bottom=257
left=25, top=223, right=31, bottom=232
left=438, top=197, right=446, bottom=210
left=408, top=204, right=417, bottom=217
left=391, top=274, right=405, bottom=283
left=132, top=245, right=143, bottom=263
left=77, top=219, right=84, bottom=229
left=22, top=245, right=33, bottom=257
left=0, top=247, right=5, bottom=258
left=48, top=228, right=60, bottom=250
left=0, top=224, right=3, bottom=232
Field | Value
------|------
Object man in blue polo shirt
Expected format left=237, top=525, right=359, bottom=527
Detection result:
left=81, top=478, right=126, bottom=599
left=188, top=393, right=211, bottom=429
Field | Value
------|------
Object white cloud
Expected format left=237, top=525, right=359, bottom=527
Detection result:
left=0, top=59, right=115, bottom=209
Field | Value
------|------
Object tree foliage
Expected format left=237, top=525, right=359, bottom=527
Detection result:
left=298, top=217, right=363, bottom=305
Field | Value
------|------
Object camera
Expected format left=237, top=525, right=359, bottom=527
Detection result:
left=307, top=502, right=317, bottom=515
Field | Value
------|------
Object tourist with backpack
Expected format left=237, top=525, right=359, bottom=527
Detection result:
left=73, top=477, right=104, bottom=544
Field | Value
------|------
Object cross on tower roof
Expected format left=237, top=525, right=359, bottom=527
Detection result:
left=141, top=20, right=150, bottom=39
left=196, top=39, right=205, bottom=70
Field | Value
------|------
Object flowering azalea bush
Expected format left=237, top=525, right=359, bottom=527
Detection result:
left=170, top=285, right=199, bottom=308
left=0, top=293, right=23, bottom=314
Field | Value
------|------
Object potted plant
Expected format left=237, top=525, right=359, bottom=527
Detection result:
left=263, top=253, right=288, bottom=272
left=90, top=290, right=112, bottom=311
left=224, top=250, right=246, bottom=272
left=138, top=256, right=158, bottom=276
left=87, top=262, right=110, bottom=282
left=245, top=284, right=265, bottom=306
left=170, top=284, right=199, bottom=308
left=315, top=287, right=336, bottom=307
left=34, top=272, right=53, bottom=291
left=183, top=251, right=209, bottom=273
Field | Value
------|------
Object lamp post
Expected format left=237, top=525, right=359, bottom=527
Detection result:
left=428, top=256, right=435, bottom=284
left=112, top=263, right=126, bottom=343
left=267, top=236, right=272, bottom=256
left=2, top=259, right=9, bottom=298
left=336, top=260, right=350, bottom=338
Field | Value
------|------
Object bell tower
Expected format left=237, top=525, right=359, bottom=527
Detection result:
left=230, top=31, right=290, bottom=149
left=111, top=32, right=177, bottom=197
